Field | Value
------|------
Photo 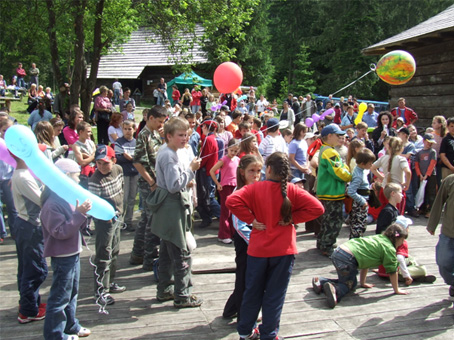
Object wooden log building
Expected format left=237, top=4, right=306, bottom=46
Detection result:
left=95, top=26, right=210, bottom=103
left=363, top=4, right=454, bottom=127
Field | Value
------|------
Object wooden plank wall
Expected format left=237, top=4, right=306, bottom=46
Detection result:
left=389, top=38, right=454, bottom=128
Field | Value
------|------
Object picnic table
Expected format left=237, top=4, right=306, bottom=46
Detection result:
left=0, top=96, right=21, bottom=112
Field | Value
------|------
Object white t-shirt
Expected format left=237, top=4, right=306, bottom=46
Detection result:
left=259, top=134, right=288, bottom=160
left=108, top=126, right=123, bottom=144
left=256, top=99, right=269, bottom=113
left=112, top=81, right=122, bottom=90
left=373, top=154, right=409, bottom=187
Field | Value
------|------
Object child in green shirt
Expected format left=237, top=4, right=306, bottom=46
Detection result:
left=312, top=224, right=409, bottom=308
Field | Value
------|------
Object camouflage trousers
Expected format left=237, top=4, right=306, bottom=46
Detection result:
left=347, top=200, right=368, bottom=239
left=131, top=183, right=160, bottom=266
left=317, top=200, right=343, bottom=254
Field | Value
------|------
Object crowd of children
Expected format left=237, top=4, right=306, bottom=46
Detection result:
left=1, top=90, right=454, bottom=340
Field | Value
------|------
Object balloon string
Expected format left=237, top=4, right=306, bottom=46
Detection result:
left=84, top=216, right=124, bottom=315
left=199, top=67, right=375, bottom=160
left=332, top=69, right=374, bottom=96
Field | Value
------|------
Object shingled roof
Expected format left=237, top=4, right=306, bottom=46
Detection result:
left=363, top=4, right=454, bottom=55
left=96, top=26, right=207, bottom=79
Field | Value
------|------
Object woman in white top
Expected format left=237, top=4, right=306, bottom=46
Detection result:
left=108, top=112, right=124, bottom=144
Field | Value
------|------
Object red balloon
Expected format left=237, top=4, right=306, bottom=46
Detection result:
left=213, top=62, right=243, bottom=93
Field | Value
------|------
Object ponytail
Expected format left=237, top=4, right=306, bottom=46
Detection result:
left=386, top=137, right=403, bottom=184
left=266, top=152, right=292, bottom=224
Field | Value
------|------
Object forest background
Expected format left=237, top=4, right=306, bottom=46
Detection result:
left=1, top=0, right=453, bottom=116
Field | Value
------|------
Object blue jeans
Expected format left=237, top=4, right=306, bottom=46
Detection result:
left=44, top=254, right=81, bottom=340
left=319, top=247, right=358, bottom=302
left=196, top=172, right=221, bottom=224
left=237, top=255, right=294, bottom=340
left=0, top=195, right=5, bottom=238
left=291, top=169, right=305, bottom=181
left=191, top=105, right=200, bottom=114
left=1, top=179, right=18, bottom=237
left=17, top=77, right=26, bottom=88
left=113, top=89, right=120, bottom=105
left=15, top=218, right=48, bottom=316
left=435, top=234, right=454, bottom=286
left=157, top=95, right=165, bottom=106
left=405, top=168, right=418, bottom=212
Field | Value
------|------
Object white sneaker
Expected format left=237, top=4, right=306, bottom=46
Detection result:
left=66, top=335, right=79, bottom=340
left=218, top=238, right=233, bottom=244
left=77, top=327, right=91, bottom=337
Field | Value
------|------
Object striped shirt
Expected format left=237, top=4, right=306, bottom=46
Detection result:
left=88, top=164, right=124, bottom=215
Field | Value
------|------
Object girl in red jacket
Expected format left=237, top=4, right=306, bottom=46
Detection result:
left=226, top=152, right=324, bottom=340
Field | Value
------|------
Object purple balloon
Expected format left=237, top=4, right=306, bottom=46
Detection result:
left=321, top=108, right=334, bottom=118
left=222, top=100, right=227, bottom=105
left=312, top=113, right=320, bottom=122
left=211, top=105, right=217, bottom=112
left=305, top=117, right=314, bottom=128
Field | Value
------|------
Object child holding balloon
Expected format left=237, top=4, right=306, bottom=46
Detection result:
left=41, top=158, right=92, bottom=340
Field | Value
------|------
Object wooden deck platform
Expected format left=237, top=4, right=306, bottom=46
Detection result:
left=1, top=213, right=453, bottom=339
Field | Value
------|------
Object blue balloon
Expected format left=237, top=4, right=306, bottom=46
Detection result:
left=237, top=95, right=247, bottom=102
left=5, top=125, right=116, bottom=221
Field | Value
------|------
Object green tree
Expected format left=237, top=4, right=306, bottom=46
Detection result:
left=290, top=44, right=316, bottom=96
left=234, top=0, right=274, bottom=95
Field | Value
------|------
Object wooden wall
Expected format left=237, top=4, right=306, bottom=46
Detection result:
left=388, top=37, right=454, bottom=128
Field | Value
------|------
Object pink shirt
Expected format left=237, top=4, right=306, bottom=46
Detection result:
left=220, top=155, right=240, bottom=187
left=95, top=95, right=112, bottom=110
left=63, top=126, right=79, bottom=151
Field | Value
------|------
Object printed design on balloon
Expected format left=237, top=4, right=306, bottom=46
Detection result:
left=376, top=50, right=416, bottom=85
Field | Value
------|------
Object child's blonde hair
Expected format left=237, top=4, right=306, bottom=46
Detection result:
left=432, top=115, right=447, bottom=137
left=387, top=137, right=404, bottom=183
left=122, top=119, right=136, bottom=129
left=164, top=117, right=189, bottom=143
left=383, top=183, right=402, bottom=200
left=34, top=121, right=55, bottom=148
left=346, top=139, right=364, bottom=169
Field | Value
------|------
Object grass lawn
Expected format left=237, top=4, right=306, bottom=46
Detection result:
left=4, top=97, right=148, bottom=219
left=5, top=97, right=145, bottom=142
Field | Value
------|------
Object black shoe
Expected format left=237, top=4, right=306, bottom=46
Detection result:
left=109, top=282, right=126, bottom=293
left=312, top=277, right=322, bottom=295
left=142, top=262, right=153, bottom=271
left=156, top=290, right=175, bottom=302
left=174, top=295, right=203, bottom=308
left=198, top=221, right=211, bottom=228
left=323, top=282, right=337, bottom=308
left=406, top=210, right=419, bottom=218
left=129, top=253, right=143, bottom=265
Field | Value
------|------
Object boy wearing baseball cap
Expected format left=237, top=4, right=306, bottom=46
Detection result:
left=316, top=124, right=352, bottom=256
left=88, top=145, right=125, bottom=305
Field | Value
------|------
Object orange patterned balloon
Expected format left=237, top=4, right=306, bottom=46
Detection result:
left=376, top=50, right=416, bottom=85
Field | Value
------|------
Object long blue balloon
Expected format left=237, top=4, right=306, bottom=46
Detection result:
left=5, top=125, right=116, bottom=221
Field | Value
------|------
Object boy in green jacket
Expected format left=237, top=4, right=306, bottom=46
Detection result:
left=316, top=124, right=352, bottom=256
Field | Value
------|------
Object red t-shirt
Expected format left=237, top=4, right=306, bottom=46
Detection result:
left=200, top=134, right=219, bottom=176
left=172, top=90, right=181, bottom=102
left=226, top=181, right=324, bottom=257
